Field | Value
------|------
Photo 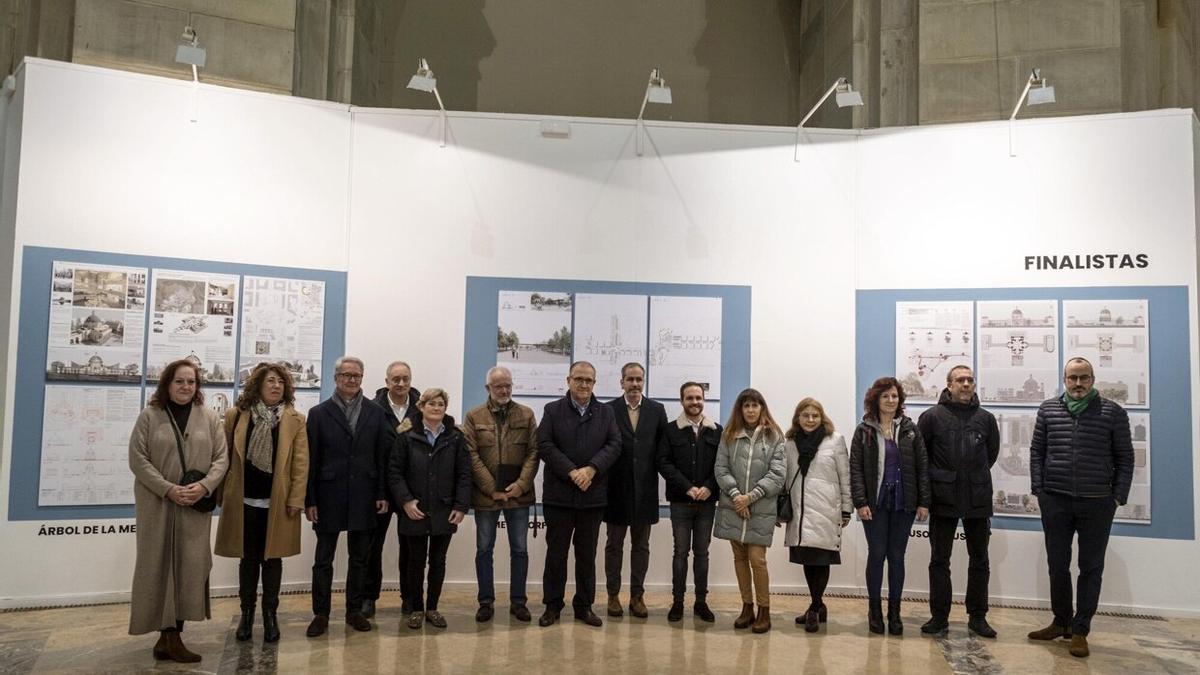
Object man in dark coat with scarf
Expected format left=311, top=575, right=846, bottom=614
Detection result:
left=304, top=356, right=394, bottom=637
left=603, top=362, right=668, bottom=618
left=917, top=365, right=999, bottom=638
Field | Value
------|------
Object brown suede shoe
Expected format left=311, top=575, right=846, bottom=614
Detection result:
left=607, top=594, right=624, bottom=617
left=1027, top=623, right=1071, bottom=640
left=1069, top=634, right=1089, bottom=657
left=164, top=632, right=201, bottom=663
left=751, top=606, right=771, bottom=634
left=734, top=603, right=755, bottom=629
left=629, top=594, right=648, bottom=618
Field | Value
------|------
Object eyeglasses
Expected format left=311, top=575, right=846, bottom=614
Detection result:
left=1065, top=374, right=1094, bottom=383
left=336, top=372, right=363, bottom=380
left=570, top=377, right=596, bottom=385
left=953, top=377, right=975, bottom=384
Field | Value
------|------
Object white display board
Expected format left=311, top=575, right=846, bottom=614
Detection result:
left=45, top=261, right=147, bottom=383
left=239, top=276, right=326, bottom=389
left=895, top=301, right=973, bottom=403
left=1064, top=299, right=1150, bottom=408
left=497, top=290, right=573, bottom=396
left=572, top=293, right=647, bottom=397
left=977, top=300, right=1059, bottom=405
left=38, top=385, right=142, bottom=506
left=648, top=295, right=722, bottom=399
left=145, top=269, right=239, bottom=384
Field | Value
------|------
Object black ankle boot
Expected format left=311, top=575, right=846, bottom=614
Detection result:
left=261, top=559, right=282, bottom=643
left=262, top=608, right=280, bottom=643
left=868, top=599, right=884, bottom=635
left=235, top=609, right=254, bottom=642
left=887, top=602, right=903, bottom=636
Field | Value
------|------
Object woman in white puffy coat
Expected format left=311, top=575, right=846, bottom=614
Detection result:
left=781, top=397, right=852, bottom=632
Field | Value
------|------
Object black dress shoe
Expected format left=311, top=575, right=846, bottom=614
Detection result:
left=574, top=609, right=603, bottom=627
left=476, top=604, right=494, bottom=622
left=361, top=599, right=376, bottom=619
left=346, top=613, right=372, bottom=632
left=236, top=609, right=254, bottom=641
left=306, top=615, right=329, bottom=638
left=510, top=604, right=532, bottom=622
left=693, top=601, right=715, bottom=623
left=538, top=609, right=560, bottom=627
left=968, top=615, right=997, bottom=638
left=921, top=617, right=949, bottom=635
left=668, top=601, right=684, bottom=622
left=262, top=609, right=280, bottom=643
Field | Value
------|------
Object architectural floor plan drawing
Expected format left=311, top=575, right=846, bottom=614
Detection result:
left=647, top=296, right=722, bottom=400
left=896, top=301, right=974, bottom=403
left=977, top=300, right=1058, bottom=405
left=38, top=385, right=142, bottom=506
left=1063, top=299, right=1149, bottom=407
left=572, top=293, right=648, bottom=398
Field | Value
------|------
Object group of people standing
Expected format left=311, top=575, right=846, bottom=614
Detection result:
left=127, top=354, right=1133, bottom=663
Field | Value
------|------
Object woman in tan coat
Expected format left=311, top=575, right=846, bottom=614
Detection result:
left=128, top=358, right=228, bottom=664
left=215, top=362, right=308, bottom=643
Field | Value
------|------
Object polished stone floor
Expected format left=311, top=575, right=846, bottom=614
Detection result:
left=3, top=588, right=1199, bottom=673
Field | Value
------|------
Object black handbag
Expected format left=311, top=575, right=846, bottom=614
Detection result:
left=166, top=408, right=217, bottom=513
left=776, top=461, right=802, bottom=523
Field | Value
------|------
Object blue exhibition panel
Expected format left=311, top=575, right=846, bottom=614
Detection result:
left=8, top=246, right=347, bottom=521
left=855, top=285, right=1193, bottom=540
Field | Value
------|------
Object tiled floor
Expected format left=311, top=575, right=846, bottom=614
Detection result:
left=3, top=589, right=1199, bottom=673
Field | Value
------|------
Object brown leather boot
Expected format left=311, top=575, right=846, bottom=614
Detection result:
left=734, top=603, right=755, bottom=629
left=751, top=606, right=771, bottom=633
left=607, top=594, right=624, bottom=617
left=164, top=631, right=201, bottom=663
left=629, top=594, right=648, bottom=618
left=152, top=631, right=170, bottom=660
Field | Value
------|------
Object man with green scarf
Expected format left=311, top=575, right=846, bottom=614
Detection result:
left=1027, top=357, right=1134, bottom=659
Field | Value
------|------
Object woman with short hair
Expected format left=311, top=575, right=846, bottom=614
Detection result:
left=215, top=362, right=309, bottom=643
left=849, top=377, right=930, bottom=636
left=128, top=358, right=228, bottom=663
left=712, top=388, right=786, bottom=634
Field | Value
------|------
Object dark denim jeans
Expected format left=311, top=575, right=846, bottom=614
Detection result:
left=928, top=515, right=991, bottom=620
left=474, top=506, right=531, bottom=606
left=669, top=501, right=715, bottom=603
left=1038, top=491, right=1117, bottom=636
left=862, top=508, right=916, bottom=603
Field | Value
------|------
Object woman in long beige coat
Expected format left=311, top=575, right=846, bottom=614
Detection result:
left=128, top=358, right=228, bottom=664
left=214, top=362, right=308, bottom=644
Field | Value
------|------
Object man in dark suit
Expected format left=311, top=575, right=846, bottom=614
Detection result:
left=537, top=361, right=621, bottom=627
left=603, top=362, right=668, bottom=618
left=304, top=356, right=394, bottom=637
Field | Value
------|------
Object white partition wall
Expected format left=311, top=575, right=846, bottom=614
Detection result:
left=1, top=59, right=1197, bottom=616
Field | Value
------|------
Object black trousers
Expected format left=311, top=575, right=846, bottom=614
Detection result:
left=1038, top=491, right=1117, bottom=636
left=238, top=504, right=282, bottom=611
left=403, top=534, right=452, bottom=612
left=365, top=510, right=409, bottom=603
left=928, top=514, right=991, bottom=620
left=604, top=522, right=651, bottom=597
left=542, top=505, right=604, bottom=614
left=311, top=529, right=372, bottom=618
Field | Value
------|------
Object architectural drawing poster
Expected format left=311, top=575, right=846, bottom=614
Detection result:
left=497, top=291, right=573, bottom=396
left=572, top=293, right=648, bottom=398
left=45, top=261, right=147, bottom=383
left=145, top=269, right=239, bottom=385
left=240, top=276, right=326, bottom=389
left=1063, top=299, right=1149, bottom=408
left=39, top=385, right=142, bottom=506
left=896, top=301, right=974, bottom=403
left=976, top=300, right=1059, bottom=405
left=647, top=296, right=722, bottom=400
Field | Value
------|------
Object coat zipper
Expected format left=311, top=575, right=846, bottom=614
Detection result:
left=740, top=435, right=753, bottom=541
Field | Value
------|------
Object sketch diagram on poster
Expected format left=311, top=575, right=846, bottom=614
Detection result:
left=145, top=269, right=239, bottom=385
left=990, top=410, right=1040, bottom=518
left=45, top=261, right=147, bottom=383
left=572, top=293, right=647, bottom=398
left=895, top=302, right=973, bottom=403
left=1063, top=300, right=1149, bottom=407
left=240, top=276, right=326, bottom=389
left=39, top=385, right=142, bottom=506
left=647, top=296, right=722, bottom=400
left=1118, top=412, right=1151, bottom=523
left=498, top=291, right=574, bottom=396
left=977, top=300, right=1058, bottom=405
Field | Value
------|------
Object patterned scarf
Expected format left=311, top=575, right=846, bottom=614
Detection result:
left=247, top=401, right=281, bottom=474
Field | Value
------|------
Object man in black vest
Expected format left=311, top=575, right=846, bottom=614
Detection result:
left=304, top=356, right=394, bottom=637
left=603, top=362, right=668, bottom=619
left=1027, top=357, right=1134, bottom=658
left=917, top=365, right=999, bottom=638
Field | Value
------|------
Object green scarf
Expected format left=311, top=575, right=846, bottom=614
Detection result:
left=1063, top=388, right=1098, bottom=416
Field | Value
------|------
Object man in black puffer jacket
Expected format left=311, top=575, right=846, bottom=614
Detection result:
left=1027, top=357, right=1134, bottom=659
left=917, top=365, right=999, bottom=639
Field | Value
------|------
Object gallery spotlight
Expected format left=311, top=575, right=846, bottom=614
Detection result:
left=174, top=26, right=206, bottom=72
left=407, top=58, right=448, bottom=147
left=1009, top=68, right=1057, bottom=156
left=636, top=68, right=672, bottom=156
left=794, top=77, right=863, bottom=161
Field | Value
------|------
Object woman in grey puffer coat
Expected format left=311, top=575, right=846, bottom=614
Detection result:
left=713, top=388, right=786, bottom=634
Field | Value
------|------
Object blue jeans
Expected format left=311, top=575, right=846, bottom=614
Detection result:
left=862, top=508, right=916, bottom=603
left=669, top=502, right=715, bottom=602
left=475, top=507, right=530, bottom=606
